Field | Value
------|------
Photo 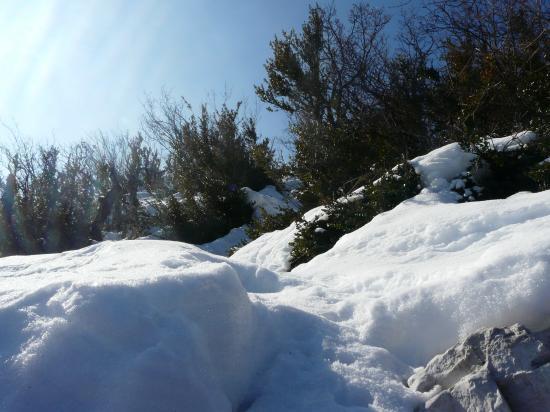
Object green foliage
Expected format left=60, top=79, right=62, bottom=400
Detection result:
left=257, top=4, right=405, bottom=202
left=470, top=132, right=550, bottom=200
left=245, top=206, right=300, bottom=241
left=143, top=97, right=279, bottom=244
left=418, top=0, right=549, bottom=145
left=289, top=162, right=421, bottom=268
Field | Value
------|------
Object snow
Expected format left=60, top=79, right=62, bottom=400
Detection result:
left=2, top=188, right=549, bottom=410
left=199, top=226, right=249, bottom=255
left=290, top=189, right=550, bottom=365
left=1, top=132, right=549, bottom=411
left=0, top=241, right=280, bottom=411
left=232, top=205, right=325, bottom=272
left=409, top=142, right=475, bottom=191
left=236, top=130, right=540, bottom=270
left=235, top=140, right=481, bottom=271
left=489, top=130, right=537, bottom=151
left=200, top=185, right=299, bottom=256
left=242, top=185, right=299, bottom=218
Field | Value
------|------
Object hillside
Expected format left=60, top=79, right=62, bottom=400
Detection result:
left=0, top=132, right=549, bottom=411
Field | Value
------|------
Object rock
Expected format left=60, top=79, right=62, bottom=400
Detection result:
left=425, top=368, right=510, bottom=412
left=499, top=363, right=550, bottom=411
left=409, top=324, right=550, bottom=411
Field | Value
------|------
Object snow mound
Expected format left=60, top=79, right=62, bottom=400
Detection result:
left=0, top=241, right=283, bottom=411
left=409, top=142, right=475, bottom=191
left=292, top=189, right=550, bottom=365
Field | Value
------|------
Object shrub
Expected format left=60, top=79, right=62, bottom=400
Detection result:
left=143, top=95, right=279, bottom=244
left=289, top=162, right=421, bottom=268
left=469, top=132, right=550, bottom=200
left=245, top=207, right=301, bottom=241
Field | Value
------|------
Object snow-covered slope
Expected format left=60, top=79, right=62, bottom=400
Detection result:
left=291, top=189, right=550, bottom=364
left=233, top=131, right=538, bottom=271
left=1, top=132, right=548, bottom=411
left=1, top=189, right=549, bottom=411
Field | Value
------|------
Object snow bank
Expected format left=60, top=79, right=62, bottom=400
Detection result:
left=291, top=189, right=550, bottom=365
left=232, top=188, right=550, bottom=409
left=2, top=190, right=549, bottom=410
left=0, top=239, right=421, bottom=411
left=0, top=241, right=281, bottom=411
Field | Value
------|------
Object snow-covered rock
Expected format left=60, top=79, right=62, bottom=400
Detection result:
left=410, top=323, right=550, bottom=412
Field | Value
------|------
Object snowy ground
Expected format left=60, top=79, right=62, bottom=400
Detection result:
left=0, top=132, right=548, bottom=411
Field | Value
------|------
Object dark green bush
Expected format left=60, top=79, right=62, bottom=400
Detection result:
left=245, top=207, right=300, bottom=241
left=470, top=132, right=550, bottom=200
left=289, top=162, right=421, bottom=268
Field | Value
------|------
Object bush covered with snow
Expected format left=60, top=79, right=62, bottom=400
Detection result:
left=289, top=162, right=421, bottom=268
left=471, top=131, right=550, bottom=199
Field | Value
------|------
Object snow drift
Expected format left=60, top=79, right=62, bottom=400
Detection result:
left=0, top=241, right=281, bottom=411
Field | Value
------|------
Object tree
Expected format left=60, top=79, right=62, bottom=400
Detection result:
left=256, top=3, right=393, bottom=202
left=415, top=0, right=549, bottom=143
left=143, top=94, right=278, bottom=243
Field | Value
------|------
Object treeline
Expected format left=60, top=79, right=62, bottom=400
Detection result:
left=0, top=135, right=161, bottom=255
left=0, top=99, right=282, bottom=256
left=0, top=0, right=548, bottom=258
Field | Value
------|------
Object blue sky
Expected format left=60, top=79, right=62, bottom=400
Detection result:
left=0, top=0, right=405, bottom=150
